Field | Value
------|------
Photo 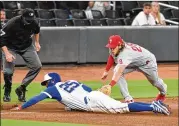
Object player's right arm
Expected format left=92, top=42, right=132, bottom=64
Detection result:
left=101, top=55, right=114, bottom=80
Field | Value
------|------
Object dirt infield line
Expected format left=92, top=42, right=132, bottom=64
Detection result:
left=1, top=97, right=178, bottom=126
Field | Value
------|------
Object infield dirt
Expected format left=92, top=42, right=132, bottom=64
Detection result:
left=1, top=64, right=178, bottom=126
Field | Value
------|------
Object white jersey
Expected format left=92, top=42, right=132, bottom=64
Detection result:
left=43, top=80, right=91, bottom=111
left=42, top=80, right=129, bottom=114
left=111, top=42, right=155, bottom=67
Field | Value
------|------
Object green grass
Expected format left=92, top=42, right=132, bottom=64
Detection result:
left=1, top=79, right=178, bottom=126
left=83, top=79, right=178, bottom=99
left=1, top=79, right=178, bottom=102
left=1, top=119, right=93, bottom=126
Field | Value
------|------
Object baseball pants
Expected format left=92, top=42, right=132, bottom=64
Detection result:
left=2, top=44, right=42, bottom=89
left=116, top=55, right=167, bottom=101
left=86, top=91, right=129, bottom=113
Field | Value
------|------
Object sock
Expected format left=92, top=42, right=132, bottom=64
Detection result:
left=128, top=102, right=153, bottom=112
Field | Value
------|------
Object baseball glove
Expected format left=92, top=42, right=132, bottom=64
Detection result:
left=98, top=85, right=111, bottom=96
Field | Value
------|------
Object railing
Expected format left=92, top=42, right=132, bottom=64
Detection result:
left=159, top=2, right=179, bottom=25
left=165, top=19, right=179, bottom=25
left=158, top=2, right=179, bottom=10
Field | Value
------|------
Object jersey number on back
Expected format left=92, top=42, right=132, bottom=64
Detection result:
left=59, top=81, right=80, bottom=93
left=127, top=43, right=142, bottom=52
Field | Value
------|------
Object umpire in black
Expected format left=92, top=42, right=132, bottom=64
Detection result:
left=1, top=8, right=42, bottom=102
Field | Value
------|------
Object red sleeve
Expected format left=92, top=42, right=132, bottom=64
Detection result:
left=105, top=55, right=114, bottom=71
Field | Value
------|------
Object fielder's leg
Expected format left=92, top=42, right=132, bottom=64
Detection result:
left=2, top=50, right=16, bottom=102
left=15, top=47, right=42, bottom=102
left=139, top=55, right=167, bottom=101
left=116, top=68, right=136, bottom=102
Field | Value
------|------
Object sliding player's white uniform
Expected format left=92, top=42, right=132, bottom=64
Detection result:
left=42, top=80, right=129, bottom=113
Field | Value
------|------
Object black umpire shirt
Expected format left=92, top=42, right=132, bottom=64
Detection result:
left=0, top=15, right=40, bottom=51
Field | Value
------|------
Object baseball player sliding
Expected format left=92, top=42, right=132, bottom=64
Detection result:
left=101, top=35, right=167, bottom=103
left=11, top=72, right=170, bottom=115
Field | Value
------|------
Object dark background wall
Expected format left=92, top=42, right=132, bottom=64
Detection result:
left=15, top=26, right=178, bottom=65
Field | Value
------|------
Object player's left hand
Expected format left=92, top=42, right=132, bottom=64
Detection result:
left=98, top=85, right=111, bottom=96
left=35, top=42, right=41, bottom=52
left=10, top=106, right=22, bottom=111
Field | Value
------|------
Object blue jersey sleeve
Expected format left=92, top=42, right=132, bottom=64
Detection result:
left=42, top=86, right=62, bottom=101
left=21, top=93, right=48, bottom=109
left=21, top=86, right=62, bottom=109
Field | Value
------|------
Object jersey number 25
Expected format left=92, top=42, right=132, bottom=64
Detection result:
left=59, top=81, right=80, bottom=93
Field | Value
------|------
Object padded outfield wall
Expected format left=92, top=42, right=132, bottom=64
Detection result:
left=15, top=26, right=178, bottom=65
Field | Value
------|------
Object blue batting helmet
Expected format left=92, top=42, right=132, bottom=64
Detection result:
left=41, top=72, right=61, bottom=87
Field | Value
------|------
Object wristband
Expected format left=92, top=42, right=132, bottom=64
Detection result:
left=109, top=80, right=116, bottom=87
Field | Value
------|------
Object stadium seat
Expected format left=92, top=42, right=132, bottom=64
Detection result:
left=106, top=18, right=125, bottom=26
left=70, top=9, right=86, bottom=19
left=2, top=1, right=18, bottom=10
left=171, top=10, right=179, bottom=19
left=55, top=1, right=79, bottom=10
left=19, top=1, right=38, bottom=9
left=37, top=1, right=56, bottom=10
left=168, top=1, right=179, bottom=7
left=0, top=1, right=4, bottom=9
left=65, top=2, right=80, bottom=10
left=56, top=19, right=73, bottom=26
left=121, top=1, right=138, bottom=11
left=73, top=19, right=90, bottom=26
left=137, top=1, right=147, bottom=8
left=123, top=18, right=133, bottom=25
left=54, top=9, right=69, bottom=19
left=115, top=1, right=122, bottom=10
left=39, top=19, right=56, bottom=26
left=90, top=19, right=107, bottom=26
left=162, top=8, right=173, bottom=19
left=120, top=1, right=141, bottom=18
left=55, top=1, right=68, bottom=9
left=4, top=9, right=18, bottom=19
left=131, top=8, right=143, bottom=19
left=77, top=1, right=88, bottom=10
left=105, top=10, right=120, bottom=19
left=91, top=10, right=103, bottom=19
left=37, top=9, right=55, bottom=19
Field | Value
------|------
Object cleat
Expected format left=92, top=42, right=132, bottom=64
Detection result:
left=152, top=100, right=171, bottom=115
left=15, top=86, right=27, bottom=102
left=3, top=95, right=11, bottom=102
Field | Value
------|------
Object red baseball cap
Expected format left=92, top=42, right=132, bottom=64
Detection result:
left=106, top=35, right=123, bottom=48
